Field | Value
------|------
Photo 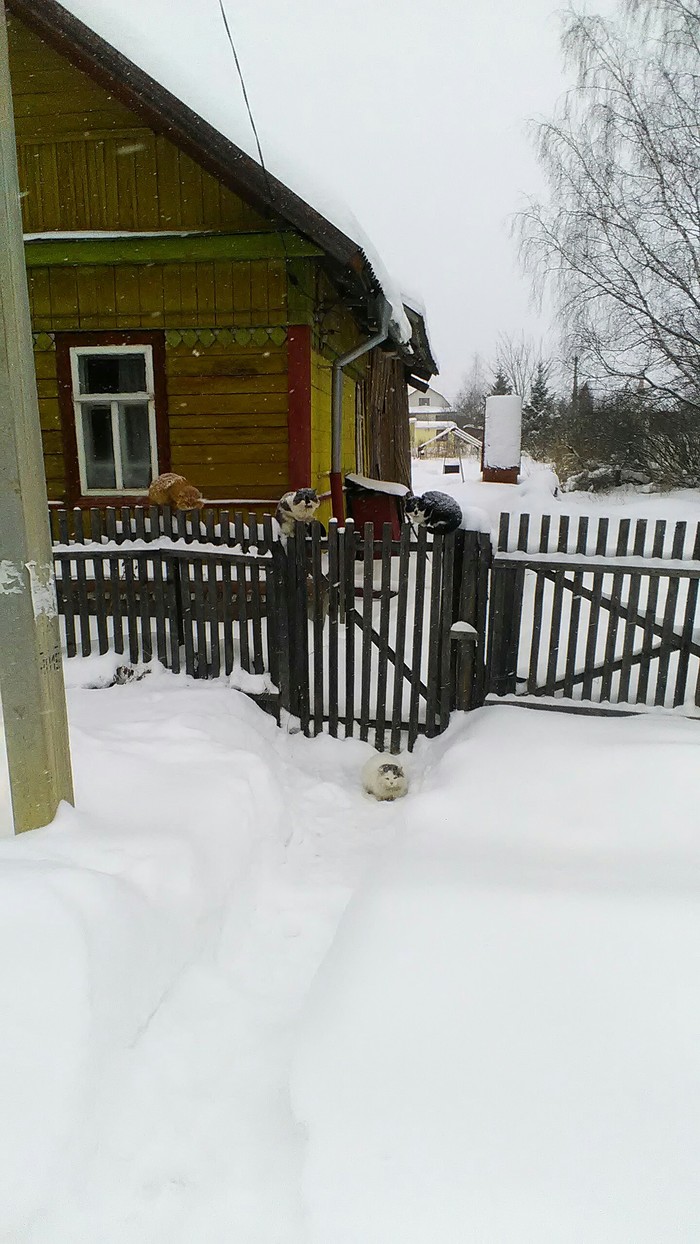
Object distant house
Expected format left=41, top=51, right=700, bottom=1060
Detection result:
left=7, top=0, right=437, bottom=522
left=408, top=384, right=454, bottom=421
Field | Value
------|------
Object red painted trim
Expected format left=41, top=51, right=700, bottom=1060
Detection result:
left=287, top=325, right=312, bottom=490
left=330, top=471, right=344, bottom=523
left=482, top=466, right=519, bottom=485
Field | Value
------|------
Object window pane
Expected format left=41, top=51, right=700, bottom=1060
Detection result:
left=119, top=403, right=152, bottom=489
left=82, top=405, right=116, bottom=489
left=78, top=352, right=147, bottom=395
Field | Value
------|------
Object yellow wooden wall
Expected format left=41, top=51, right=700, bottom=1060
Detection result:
left=29, top=258, right=290, bottom=502
left=27, top=259, right=286, bottom=332
left=310, top=347, right=356, bottom=517
left=9, top=13, right=373, bottom=508
left=8, top=15, right=271, bottom=234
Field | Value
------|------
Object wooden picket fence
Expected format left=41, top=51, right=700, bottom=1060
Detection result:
left=53, top=514, right=279, bottom=688
left=48, top=502, right=261, bottom=548
left=488, top=511, right=700, bottom=712
left=280, top=521, right=491, bottom=750
left=53, top=503, right=700, bottom=737
left=51, top=508, right=491, bottom=749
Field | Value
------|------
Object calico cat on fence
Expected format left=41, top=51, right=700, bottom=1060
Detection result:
left=275, top=488, right=321, bottom=537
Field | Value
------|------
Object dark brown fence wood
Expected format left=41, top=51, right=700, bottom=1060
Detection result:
left=490, top=509, right=700, bottom=716
left=374, top=523, right=394, bottom=751
left=344, top=519, right=357, bottom=739
left=674, top=523, right=700, bottom=707
left=327, top=520, right=340, bottom=738
left=390, top=522, right=412, bottom=753
left=407, top=524, right=428, bottom=749
left=53, top=509, right=490, bottom=747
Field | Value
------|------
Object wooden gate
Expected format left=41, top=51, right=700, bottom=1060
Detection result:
left=488, top=512, right=700, bottom=712
left=279, top=520, right=491, bottom=749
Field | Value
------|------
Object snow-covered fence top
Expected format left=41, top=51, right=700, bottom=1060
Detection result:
left=497, top=511, right=700, bottom=564
left=489, top=510, right=700, bottom=714
left=48, top=503, right=271, bottom=551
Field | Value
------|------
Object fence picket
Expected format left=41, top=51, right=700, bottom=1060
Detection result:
left=599, top=519, right=630, bottom=702
left=653, top=522, right=686, bottom=706
left=327, top=520, right=340, bottom=737
left=293, top=532, right=311, bottom=735
left=391, top=523, right=412, bottom=752
left=311, top=523, right=325, bottom=736
left=618, top=519, right=647, bottom=703
left=344, top=520, right=357, bottom=738
left=359, top=523, right=375, bottom=743
left=425, top=533, right=444, bottom=736
left=439, top=531, right=456, bottom=730
left=72, top=508, right=92, bottom=657
left=562, top=516, right=588, bottom=698
left=134, top=507, right=153, bottom=663
left=674, top=523, right=700, bottom=707
left=374, top=523, right=394, bottom=750
left=408, top=525, right=428, bottom=748
left=637, top=520, right=667, bottom=702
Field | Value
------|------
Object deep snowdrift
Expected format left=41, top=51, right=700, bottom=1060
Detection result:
left=1, top=671, right=699, bottom=1240
left=292, top=707, right=700, bottom=1242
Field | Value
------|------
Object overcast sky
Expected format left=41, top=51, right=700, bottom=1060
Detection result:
left=66, top=0, right=588, bottom=398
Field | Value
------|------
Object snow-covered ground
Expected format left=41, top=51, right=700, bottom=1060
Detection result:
left=412, top=455, right=700, bottom=534
left=2, top=667, right=700, bottom=1240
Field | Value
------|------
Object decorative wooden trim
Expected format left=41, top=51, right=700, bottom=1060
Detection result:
left=287, top=325, right=312, bottom=490
left=164, top=326, right=287, bottom=349
left=54, top=330, right=170, bottom=507
left=24, top=233, right=321, bottom=268
left=32, top=331, right=56, bottom=351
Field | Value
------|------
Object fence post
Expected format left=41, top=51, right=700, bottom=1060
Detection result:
left=487, top=561, right=524, bottom=696
left=271, top=538, right=292, bottom=716
left=450, top=624, right=479, bottom=710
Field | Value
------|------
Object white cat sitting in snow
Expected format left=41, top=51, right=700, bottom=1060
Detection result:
left=362, top=753, right=409, bottom=801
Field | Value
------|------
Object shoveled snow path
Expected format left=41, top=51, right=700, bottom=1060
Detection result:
left=22, top=676, right=402, bottom=1243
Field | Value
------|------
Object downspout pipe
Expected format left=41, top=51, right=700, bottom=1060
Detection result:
left=330, top=297, right=392, bottom=522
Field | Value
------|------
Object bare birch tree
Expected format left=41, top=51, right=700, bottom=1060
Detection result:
left=518, top=0, right=700, bottom=410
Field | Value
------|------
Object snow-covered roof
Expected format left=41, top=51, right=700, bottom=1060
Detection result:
left=19, top=0, right=414, bottom=346
left=344, top=473, right=411, bottom=497
left=411, top=419, right=457, bottom=430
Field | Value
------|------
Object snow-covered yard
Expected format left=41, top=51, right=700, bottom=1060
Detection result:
left=1, top=666, right=699, bottom=1241
left=413, top=454, right=700, bottom=530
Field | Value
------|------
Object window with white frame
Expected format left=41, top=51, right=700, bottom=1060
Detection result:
left=70, top=345, right=159, bottom=493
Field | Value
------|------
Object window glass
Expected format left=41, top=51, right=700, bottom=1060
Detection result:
left=119, top=403, right=151, bottom=488
left=418, top=396, right=430, bottom=406
left=78, top=353, right=146, bottom=395
left=82, top=405, right=116, bottom=489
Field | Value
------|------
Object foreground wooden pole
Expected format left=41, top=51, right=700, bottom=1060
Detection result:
left=0, top=2, right=73, bottom=832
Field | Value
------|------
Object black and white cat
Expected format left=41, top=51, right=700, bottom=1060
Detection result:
left=405, top=490, right=463, bottom=535
left=362, top=753, right=409, bottom=801
left=275, top=488, right=321, bottom=537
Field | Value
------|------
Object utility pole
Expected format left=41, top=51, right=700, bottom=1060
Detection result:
left=0, top=1, right=73, bottom=832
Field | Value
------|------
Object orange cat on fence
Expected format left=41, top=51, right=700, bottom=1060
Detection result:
left=148, top=473, right=204, bottom=511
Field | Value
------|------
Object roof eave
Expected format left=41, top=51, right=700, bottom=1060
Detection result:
left=7, top=0, right=366, bottom=272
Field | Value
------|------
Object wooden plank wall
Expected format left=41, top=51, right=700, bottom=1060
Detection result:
left=8, top=14, right=272, bottom=234
left=167, top=336, right=288, bottom=498
left=310, top=346, right=357, bottom=512
left=34, top=329, right=290, bottom=503
left=27, top=260, right=287, bottom=332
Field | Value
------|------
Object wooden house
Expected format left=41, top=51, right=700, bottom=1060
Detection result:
left=6, top=0, right=437, bottom=523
